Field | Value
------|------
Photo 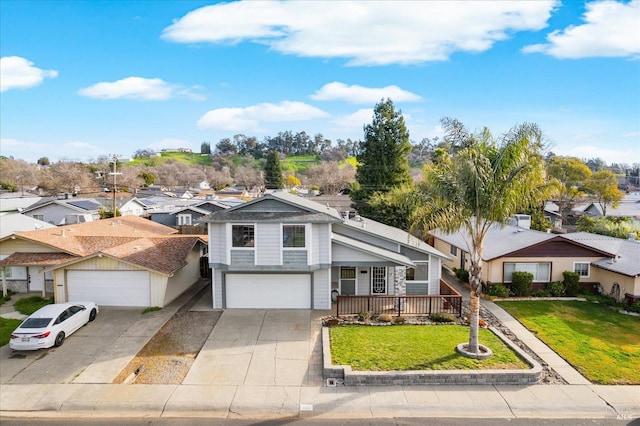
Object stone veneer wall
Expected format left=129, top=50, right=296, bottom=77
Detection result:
left=393, top=266, right=406, bottom=295
left=323, top=326, right=542, bottom=386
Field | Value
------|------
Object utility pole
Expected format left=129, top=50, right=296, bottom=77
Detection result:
left=109, top=155, right=122, bottom=217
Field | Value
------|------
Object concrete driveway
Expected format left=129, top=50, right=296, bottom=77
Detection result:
left=183, top=309, right=326, bottom=387
left=0, top=307, right=151, bottom=385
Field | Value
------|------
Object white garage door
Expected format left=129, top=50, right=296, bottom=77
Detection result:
left=225, top=274, right=311, bottom=309
left=67, top=270, right=150, bottom=307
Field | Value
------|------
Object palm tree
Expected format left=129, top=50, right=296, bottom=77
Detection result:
left=412, top=120, right=556, bottom=356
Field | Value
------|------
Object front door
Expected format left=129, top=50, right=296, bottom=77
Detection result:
left=340, top=267, right=356, bottom=295
left=28, top=267, right=44, bottom=292
left=371, top=267, right=387, bottom=294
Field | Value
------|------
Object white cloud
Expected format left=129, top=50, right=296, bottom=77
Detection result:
left=0, top=56, right=58, bottom=92
left=197, top=101, right=329, bottom=131
left=162, top=1, right=557, bottom=66
left=78, top=77, right=204, bottom=101
left=311, top=82, right=421, bottom=103
left=328, top=108, right=374, bottom=136
left=523, top=1, right=640, bottom=58
left=556, top=144, right=640, bottom=165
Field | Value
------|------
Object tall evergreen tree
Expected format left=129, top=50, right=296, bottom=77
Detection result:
left=264, top=150, right=284, bottom=190
left=350, top=98, right=412, bottom=220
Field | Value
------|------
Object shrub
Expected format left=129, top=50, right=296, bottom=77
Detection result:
left=511, top=271, right=534, bottom=297
left=563, top=271, right=581, bottom=297
left=393, top=316, right=406, bottom=324
left=534, top=289, right=551, bottom=297
left=377, top=313, right=393, bottom=322
left=626, top=302, right=640, bottom=313
left=547, top=281, right=565, bottom=297
left=358, top=311, right=372, bottom=322
left=430, top=312, right=456, bottom=323
left=14, top=296, right=54, bottom=315
left=488, top=284, right=510, bottom=298
left=455, top=268, right=470, bottom=283
left=325, top=318, right=340, bottom=327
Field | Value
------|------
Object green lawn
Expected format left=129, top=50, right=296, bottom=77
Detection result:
left=13, top=296, right=53, bottom=315
left=0, top=317, right=23, bottom=347
left=329, top=325, right=529, bottom=371
left=496, top=300, right=640, bottom=384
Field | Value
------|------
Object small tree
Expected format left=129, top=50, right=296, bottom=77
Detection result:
left=585, top=169, right=623, bottom=216
left=264, top=150, right=284, bottom=190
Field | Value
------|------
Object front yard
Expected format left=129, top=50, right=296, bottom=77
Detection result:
left=496, top=300, right=640, bottom=385
left=329, top=324, right=529, bottom=371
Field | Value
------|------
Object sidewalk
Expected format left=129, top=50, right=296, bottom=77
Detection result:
left=1, top=278, right=639, bottom=421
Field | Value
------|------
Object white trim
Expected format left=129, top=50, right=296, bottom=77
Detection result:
left=573, top=261, right=590, bottom=278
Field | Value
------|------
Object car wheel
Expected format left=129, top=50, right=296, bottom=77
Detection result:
left=54, top=332, right=65, bottom=347
left=89, top=308, right=97, bottom=322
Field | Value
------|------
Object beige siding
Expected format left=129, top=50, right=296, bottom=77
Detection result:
left=0, top=239, right=65, bottom=255
left=150, top=273, right=168, bottom=306
left=433, top=238, right=460, bottom=270
left=485, top=256, right=603, bottom=283
left=54, top=269, right=65, bottom=303
left=164, top=248, right=201, bottom=305
left=591, top=268, right=639, bottom=301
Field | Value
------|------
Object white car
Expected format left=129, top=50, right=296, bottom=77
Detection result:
left=10, top=302, right=98, bottom=350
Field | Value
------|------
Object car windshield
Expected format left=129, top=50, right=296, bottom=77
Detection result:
left=20, top=318, right=53, bottom=328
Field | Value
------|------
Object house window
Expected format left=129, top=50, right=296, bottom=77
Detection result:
left=177, top=214, right=192, bottom=226
left=504, top=262, right=551, bottom=282
left=406, top=262, right=429, bottom=281
left=574, top=262, right=590, bottom=277
left=32, top=214, right=44, bottom=221
left=232, top=225, right=255, bottom=248
left=450, top=245, right=458, bottom=256
left=283, top=225, right=305, bottom=248
left=1, top=267, right=11, bottom=278
left=340, top=267, right=356, bottom=296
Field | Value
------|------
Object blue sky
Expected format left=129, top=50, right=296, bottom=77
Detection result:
left=1, top=0, right=639, bottom=165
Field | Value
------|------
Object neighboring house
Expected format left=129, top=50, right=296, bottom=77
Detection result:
left=147, top=199, right=228, bottom=229
left=0, top=213, right=56, bottom=238
left=0, top=195, right=42, bottom=216
left=573, top=193, right=640, bottom=225
left=20, top=197, right=101, bottom=225
left=0, top=216, right=207, bottom=307
left=95, top=195, right=149, bottom=217
left=430, top=223, right=640, bottom=304
left=202, top=192, right=450, bottom=310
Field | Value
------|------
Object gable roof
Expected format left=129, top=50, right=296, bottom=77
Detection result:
left=562, top=232, right=640, bottom=277
left=430, top=223, right=640, bottom=277
left=0, top=216, right=203, bottom=275
left=202, top=191, right=343, bottom=223
left=339, top=216, right=450, bottom=260
left=332, top=233, right=414, bottom=267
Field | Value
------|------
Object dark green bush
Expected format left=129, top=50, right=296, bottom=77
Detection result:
left=626, top=302, right=640, bottom=313
left=430, top=312, right=456, bottom=323
left=547, top=281, right=565, bottom=297
left=534, top=288, right=551, bottom=297
left=563, top=271, right=581, bottom=297
left=455, top=268, right=469, bottom=283
left=511, top=271, right=534, bottom=297
left=488, top=284, right=510, bottom=298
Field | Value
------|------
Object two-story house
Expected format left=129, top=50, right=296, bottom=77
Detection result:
left=202, top=192, right=451, bottom=310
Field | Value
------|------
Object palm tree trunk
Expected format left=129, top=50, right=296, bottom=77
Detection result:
left=467, top=260, right=482, bottom=354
